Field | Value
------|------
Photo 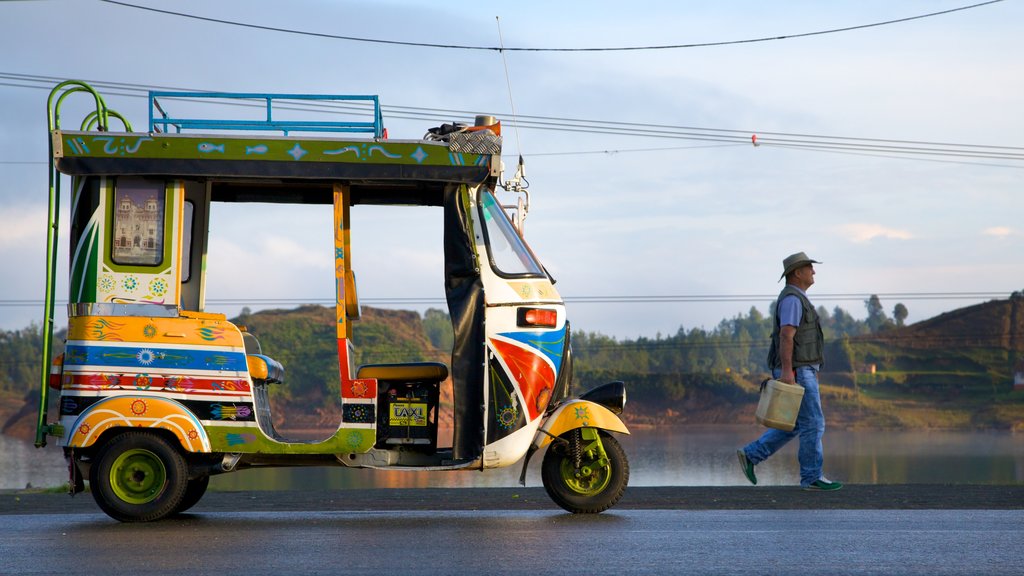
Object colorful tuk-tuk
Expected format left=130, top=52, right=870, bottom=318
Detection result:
left=36, top=81, right=629, bottom=522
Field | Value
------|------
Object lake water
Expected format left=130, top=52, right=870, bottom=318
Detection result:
left=3, top=427, right=1022, bottom=491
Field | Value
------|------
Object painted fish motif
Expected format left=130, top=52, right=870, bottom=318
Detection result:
left=245, top=144, right=269, bottom=155
left=368, top=145, right=401, bottom=159
left=323, top=146, right=361, bottom=157
left=198, top=142, right=226, bottom=153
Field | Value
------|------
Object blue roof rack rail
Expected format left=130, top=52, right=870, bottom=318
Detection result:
left=148, top=91, right=384, bottom=138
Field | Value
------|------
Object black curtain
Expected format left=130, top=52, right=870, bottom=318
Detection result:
left=443, top=185, right=485, bottom=461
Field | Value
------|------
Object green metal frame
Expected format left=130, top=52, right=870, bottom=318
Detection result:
left=36, top=80, right=116, bottom=447
left=559, top=427, right=612, bottom=495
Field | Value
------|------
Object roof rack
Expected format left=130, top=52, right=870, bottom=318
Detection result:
left=148, top=91, right=384, bottom=138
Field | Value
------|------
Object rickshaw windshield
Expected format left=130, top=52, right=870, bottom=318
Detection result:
left=479, top=189, right=545, bottom=277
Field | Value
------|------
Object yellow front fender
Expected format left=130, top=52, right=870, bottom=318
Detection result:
left=534, top=399, right=629, bottom=449
left=68, top=396, right=211, bottom=452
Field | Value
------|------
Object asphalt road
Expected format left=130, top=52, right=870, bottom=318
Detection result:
left=3, top=507, right=1023, bottom=575
left=3, top=487, right=1023, bottom=575
left=3, top=485, right=1024, bottom=515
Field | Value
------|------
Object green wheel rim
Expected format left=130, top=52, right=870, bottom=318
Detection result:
left=558, top=455, right=611, bottom=495
left=109, top=448, right=167, bottom=505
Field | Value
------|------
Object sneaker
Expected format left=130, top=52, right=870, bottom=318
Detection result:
left=803, top=477, right=843, bottom=491
left=736, top=450, right=757, bottom=485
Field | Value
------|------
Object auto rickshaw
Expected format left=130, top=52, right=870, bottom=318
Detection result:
left=35, top=80, right=629, bottom=522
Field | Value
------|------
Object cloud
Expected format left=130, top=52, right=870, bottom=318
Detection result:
left=0, top=205, right=45, bottom=246
left=983, top=226, right=1015, bottom=238
left=262, top=235, right=332, bottom=270
left=838, top=223, right=913, bottom=243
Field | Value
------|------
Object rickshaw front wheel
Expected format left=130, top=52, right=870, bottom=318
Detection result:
left=89, top=431, right=189, bottom=522
left=541, top=429, right=629, bottom=514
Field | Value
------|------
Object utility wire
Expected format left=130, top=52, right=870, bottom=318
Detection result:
left=96, top=0, right=1005, bottom=52
left=2, top=71, right=1015, bottom=152
left=4, top=72, right=1023, bottom=165
left=0, top=292, right=1013, bottom=308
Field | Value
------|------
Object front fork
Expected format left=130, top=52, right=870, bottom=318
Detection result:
left=564, top=427, right=610, bottom=484
left=519, top=426, right=610, bottom=485
left=519, top=399, right=629, bottom=485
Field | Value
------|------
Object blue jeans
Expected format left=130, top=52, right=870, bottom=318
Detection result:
left=742, top=366, right=825, bottom=487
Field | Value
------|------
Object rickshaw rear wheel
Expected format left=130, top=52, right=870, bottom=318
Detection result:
left=89, top=430, right=189, bottom=522
left=541, top=429, right=629, bottom=514
left=174, top=474, right=210, bottom=515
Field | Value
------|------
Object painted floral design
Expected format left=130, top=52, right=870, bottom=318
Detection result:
left=136, top=348, right=156, bottom=365
left=148, top=278, right=168, bottom=297
left=347, top=431, right=367, bottom=449
left=573, top=405, right=591, bottom=422
left=350, top=381, right=369, bottom=398
left=498, top=406, right=518, bottom=430
left=99, top=274, right=115, bottom=293
left=122, top=275, right=138, bottom=292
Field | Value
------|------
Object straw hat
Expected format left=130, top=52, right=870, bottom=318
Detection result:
left=779, top=252, right=821, bottom=280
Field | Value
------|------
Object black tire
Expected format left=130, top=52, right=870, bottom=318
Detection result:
left=174, top=475, right=210, bottom=515
left=89, top=431, right=189, bottom=522
left=541, top=430, right=629, bottom=514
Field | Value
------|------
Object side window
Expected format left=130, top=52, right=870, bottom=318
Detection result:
left=111, top=179, right=165, bottom=267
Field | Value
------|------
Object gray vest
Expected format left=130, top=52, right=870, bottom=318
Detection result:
left=767, top=285, right=824, bottom=370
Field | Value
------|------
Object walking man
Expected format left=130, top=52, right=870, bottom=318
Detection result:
left=737, top=252, right=842, bottom=491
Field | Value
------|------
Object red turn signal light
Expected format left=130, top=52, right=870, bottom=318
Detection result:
left=517, top=307, right=558, bottom=328
left=48, top=354, right=64, bottom=390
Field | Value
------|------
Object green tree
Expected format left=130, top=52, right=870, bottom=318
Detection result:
left=829, top=306, right=867, bottom=337
left=893, top=303, right=909, bottom=327
left=865, top=294, right=894, bottom=333
left=422, top=308, right=453, bottom=351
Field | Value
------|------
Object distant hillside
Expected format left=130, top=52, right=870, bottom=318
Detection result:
left=846, top=297, right=1022, bottom=392
left=825, top=296, right=1024, bottom=430
left=866, top=297, right=1024, bottom=351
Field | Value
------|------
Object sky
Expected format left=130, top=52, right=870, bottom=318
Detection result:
left=1, top=0, right=1022, bottom=340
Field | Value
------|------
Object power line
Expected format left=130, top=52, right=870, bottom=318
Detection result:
left=96, top=0, right=1006, bottom=52
left=3, top=72, right=1023, bottom=165
left=0, top=292, right=1013, bottom=309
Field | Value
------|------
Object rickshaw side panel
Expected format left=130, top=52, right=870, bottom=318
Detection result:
left=202, top=426, right=377, bottom=455
left=58, top=314, right=255, bottom=453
